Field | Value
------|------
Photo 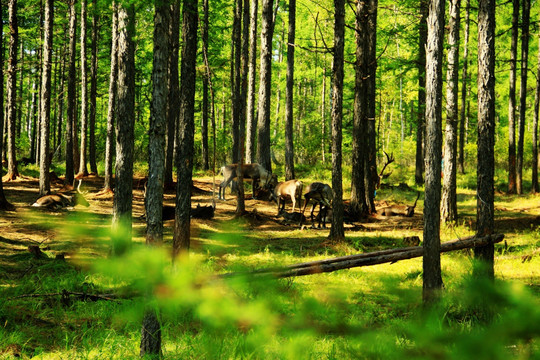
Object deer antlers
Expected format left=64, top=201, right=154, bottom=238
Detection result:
left=376, top=151, right=394, bottom=189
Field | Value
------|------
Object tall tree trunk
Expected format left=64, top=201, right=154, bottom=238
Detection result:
left=532, top=30, right=540, bottom=193
left=231, top=0, right=242, bottom=164
left=29, top=76, right=38, bottom=162
left=507, top=0, right=518, bottom=194
left=17, top=41, right=23, bottom=140
left=423, top=0, right=445, bottom=303
left=103, top=2, right=118, bottom=192
left=350, top=0, right=369, bottom=218
left=245, top=0, right=258, bottom=164
left=88, top=0, right=98, bottom=174
left=56, top=33, right=67, bottom=153
left=256, top=0, right=274, bottom=172
left=441, top=0, right=461, bottom=223
left=78, top=0, right=89, bottom=177
left=517, top=0, right=530, bottom=195
left=415, top=0, right=427, bottom=185
left=458, top=0, right=470, bottom=174
left=65, top=0, right=77, bottom=186
left=474, top=0, right=496, bottom=279
left=321, top=67, right=326, bottom=163
left=329, top=0, right=345, bottom=242
left=39, top=0, right=53, bottom=196
left=5, top=0, right=19, bottom=181
left=140, top=2, right=169, bottom=357
left=112, top=3, right=136, bottom=236
left=164, top=0, right=180, bottom=188
left=173, top=0, right=198, bottom=257
left=284, top=0, right=296, bottom=181
left=0, top=0, right=13, bottom=210
left=201, top=0, right=209, bottom=171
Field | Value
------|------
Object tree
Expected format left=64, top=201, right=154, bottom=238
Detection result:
left=201, top=0, right=209, bottom=171
left=5, top=0, right=19, bottom=182
left=516, top=0, right=530, bottom=195
left=102, top=2, right=118, bottom=194
left=507, top=0, right=518, bottom=194
left=329, top=0, right=345, bottom=242
left=440, top=0, right=461, bottom=223
left=173, top=0, right=198, bottom=256
left=458, top=0, right=470, bottom=174
left=415, top=0, right=427, bottom=186
left=231, top=0, right=242, bottom=165
left=256, top=0, right=274, bottom=172
left=532, top=30, right=540, bottom=193
left=474, top=0, right=496, bottom=279
left=423, top=0, right=445, bottom=303
left=112, top=3, right=136, bottom=233
left=88, top=0, right=98, bottom=174
left=284, top=0, right=296, bottom=181
left=245, top=0, right=258, bottom=164
left=78, top=0, right=89, bottom=177
left=65, top=0, right=77, bottom=186
left=39, top=0, right=53, bottom=196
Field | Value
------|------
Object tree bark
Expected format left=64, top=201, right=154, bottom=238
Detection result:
left=65, top=0, right=77, bottom=186
left=458, top=0, right=470, bottom=175
left=5, top=0, right=19, bottom=181
left=256, top=0, right=274, bottom=172
left=112, top=3, right=136, bottom=235
left=231, top=0, right=242, bottom=165
left=39, top=0, right=53, bottom=196
left=284, top=0, right=296, bottom=181
left=329, top=0, right=345, bottom=242
left=103, top=2, right=118, bottom=192
left=164, top=0, right=180, bottom=188
left=508, top=0, right=518, bottom=194
left=140, top=308, right=161, bottom=358
left=201, top=0, right=209, bottom=171
left=173, top=0, right=198, bottom=257
left=245, top=0, right=258, bottom=164
left=415, top=0, right=427, bottom=186
left=423, top=0, right=445, bottom=303
left=88, top=0, right=98, bottom=174
left=532, top=29, right=540, bottom=193
left=474, top=0, right=496, bottom=280
left=441, top=0, right=460, bottom=223
left=516, top=0, right=530, bottom=195
left=78, top=0, right=89, bottom=177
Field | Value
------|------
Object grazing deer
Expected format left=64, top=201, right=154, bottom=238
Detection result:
left=300, top=182, right=333, bottom=228
left=278, top=209, right=306, bottom=225
left=378, top=192, right=420, bottom=217
left=269, top=179, right=303, bottom=215
left=218, top=163, right=276, bottom=200
left=32, top=180, right=90, bottom=209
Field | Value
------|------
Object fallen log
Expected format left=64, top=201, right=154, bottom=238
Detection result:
left=223, top=234, right=504, bottom=279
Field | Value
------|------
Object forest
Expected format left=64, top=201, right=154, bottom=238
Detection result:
left=0, top=0, right=539, bottom=358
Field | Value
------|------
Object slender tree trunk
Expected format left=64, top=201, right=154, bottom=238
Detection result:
left=29, top=77, right=38, bottom=161
left=284, top=0, right=296, bottom=181
left=441, top=0, right=460, bottom=223
left=201, top=0, right=209, bottom=171
left=88, top=0, right=98, bottom=174
left=231, top=0, right=242, bottom=164
left=329, top=0, right=345, bottom=242
left=56, top=34, right=67, bottom=154
left=423, top=0, right=445, bottom=303
left=103, top=2, right=118, bottom=192
left=5, top=0, right=19, bottom=181
left=39, top=0, right=53, bottom=196
left=458, top=0, right=470, bottom=174
left=508, top=0, right=518, bottom=194
left=517, top=0, right=530, bottom=195
left=256, top=0, right=274, bottom=172
left=112, top=3, right=136, bottom=235
left=532, top=31, right=540, bottom=193
left=164, top=0, right=180, bottom=188
left=321, top=67, right=326, bottom=163
left=415, top=0, right=427, bottom=185
left=474, top=0, right=496, bottom=279
left=78, top=0, right=89, bottom=177
left=173, top=0, right=198, bottom=257
left=65, top=0, right=77, bottom=186
left=245, top=0, right=258, bottom=164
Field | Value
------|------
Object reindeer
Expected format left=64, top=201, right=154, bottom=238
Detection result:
left=376, top=151, right=395, bottom=189
left=300, top=182, right=333, bottom=228
left=269, top=179, right=303, bottom=215
left=278, top=209, right=306, bottom=225
left=218, top=163, right=276, bottom=200
left=32, top=180, right=90, bottom=209
left=378, top=192, right=420, bottom=217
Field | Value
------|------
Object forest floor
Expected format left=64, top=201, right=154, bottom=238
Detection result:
left=1, top=174, right=539, bottom=358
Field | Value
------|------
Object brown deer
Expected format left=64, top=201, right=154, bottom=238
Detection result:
left=218, top=163, right=276, bottom=200
left=378, top=192, right=420, bottom=217
left=269, top=179, right=303, bottom=215
left=32, top=180, right=90, bottom=209
left=300, top=182, right=333, bottom=228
